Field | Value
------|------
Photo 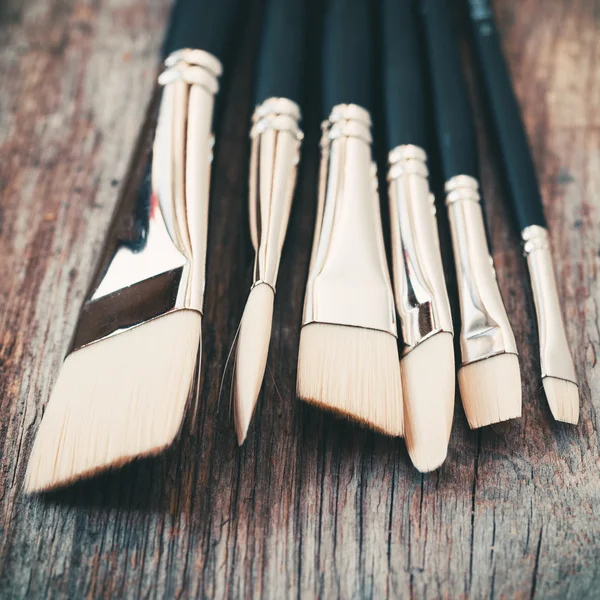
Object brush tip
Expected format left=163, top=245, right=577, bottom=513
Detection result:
left=25, top=310, right=201, bottom=493
left=401, top=332, right=455, bottom=472
left=543, top=377, right=579, bottom=424
left=234, top=284, right=275, bottom=445
left=297, top=322, right=403, bottom=436
left=458, top=353, right=522, bottom=429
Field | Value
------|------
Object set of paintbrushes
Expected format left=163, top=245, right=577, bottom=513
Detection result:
left=24, top=0, right=578, bottom=492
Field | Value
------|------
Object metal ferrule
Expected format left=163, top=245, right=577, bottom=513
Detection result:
left=248, top=97, right=303, bottom=291
left=522, top=225, right=577, bottom=384
left=70, top=49, right=221, bottom=351
left=302, top=104, right=397, bottom=336
left=387, top=145, right=453, bottom=352
left=445, top=175, right=517, bottom=364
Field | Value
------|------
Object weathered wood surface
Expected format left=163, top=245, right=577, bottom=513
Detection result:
left=0, top=0, right=599, bottom=597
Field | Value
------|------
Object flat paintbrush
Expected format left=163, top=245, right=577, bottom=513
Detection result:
left=420, top=0, right=522, bottom=428
left=25, top=0, right=243, bottom=492
left=465, top=0, right=578, bottom=423
left=381, top=0, right=454, bottom=470
left=297, top=0, right=403, bottom=436
left=234, top=0, right=307, bottom=444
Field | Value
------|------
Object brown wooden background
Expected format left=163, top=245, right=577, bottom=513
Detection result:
left=1, top=0, right=599, bottom=598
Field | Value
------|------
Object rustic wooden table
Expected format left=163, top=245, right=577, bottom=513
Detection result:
left=1, top=0, right=599, bottom=598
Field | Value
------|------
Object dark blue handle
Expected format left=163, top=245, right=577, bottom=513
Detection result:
left=421, top=0, right=479, bottom=181
left=254, top=0, right=308, bottom=106
left=466, top=0, right=546, bottom=229
left=162, top=0, right=245, bottom=61
left=381, top=0, right=428, bottom=150
left=323, top=0, right=373, bottom=114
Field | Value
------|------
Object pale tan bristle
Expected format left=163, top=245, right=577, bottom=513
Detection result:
left=297, top=322, right=403, bottom=436
left=401, top=332, right=455, bottom=472
left=458, top=353, right=521, bottom=429
left=25, top=310, right=201, bottom=493
left=543, top=377, right=579, bottom=425
left=234, top=283, right=275, bottom=445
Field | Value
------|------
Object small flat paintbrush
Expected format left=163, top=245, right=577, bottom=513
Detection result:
left=465, top=0, right=579, bottom=423
left=234, top=0, right=307, bottom=445
left=420, top=0, right=522, bottom=428
left=297, top=0, right=403, bottom=436
left=380, top=0, right=455, bottom=470
left=25, top=0, right=243, bottom=492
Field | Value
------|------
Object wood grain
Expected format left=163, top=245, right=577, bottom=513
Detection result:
left=1, top=0, right=599, bottom=598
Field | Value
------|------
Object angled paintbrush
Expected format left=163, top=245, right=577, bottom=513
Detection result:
left=465, top=0, right=578, bottom=423
left=420, top=0, right=522, bottom=429
left=380, top=0, right=455, bottom=470
left=25, top=0, right=243, bottom=492
left=297, top=0, right=403, bottom=436
left=234, top=0, right=307, bottom=444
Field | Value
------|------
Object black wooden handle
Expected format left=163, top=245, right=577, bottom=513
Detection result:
left=322, top=0, right=373, bottom=114
left=381, top=0, right=428, bottom=150
left=420, top=0, right=479, bottom=181
left=162, top=0, right=244, bottom=61
left=466, top=0, right=546, bottom=230
left=254, top=0, right=308, bottom=106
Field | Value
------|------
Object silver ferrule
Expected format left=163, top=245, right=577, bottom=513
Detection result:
left=522, top=225, right=577, bottom=384
left=388, top=145, right=453, bottom=352
left=302, top=104, right=397, bottom=336
left=445, top=175, right=517, bottom=364
left=248, top=97, right=303, bottom=291
left=70, top=49, right=221, bottom=352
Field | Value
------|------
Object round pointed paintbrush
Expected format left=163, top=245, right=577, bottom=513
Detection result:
left=465, top=0, right=578, bottom=424
left=420, top=0, right=522, bottom=429
left=381, top=0, right=455, bottom=471
left=234, top=0, right=307, bottom=444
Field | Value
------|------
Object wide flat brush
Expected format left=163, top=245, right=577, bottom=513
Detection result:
left=381, top=0, right=454, bottom=470
left=25, top=0, right=243, bottom=492
left=420, top=0, right=521, bottom=429
left=297, top=0, right=403, bottom=436
left=234, top=0, right=307, bottom=444
left=465, top=0, right=579, bottom=424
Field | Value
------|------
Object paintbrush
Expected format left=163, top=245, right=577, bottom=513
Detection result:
left=234, top=0, right=307, bottom=445
left=380, top=0, right=454, bottom=470
left=25, top=0, right=243, bottom=492
left=420, top=0, right=521, bottom=429
left=297, top=0, right=403, bottom=436
left=465, top=0, right=578, bottom=424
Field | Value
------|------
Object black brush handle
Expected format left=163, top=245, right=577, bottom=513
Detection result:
left=323, top=0, right=373, bottom=114
left=466, top=0, right=546, bottom=230
left=162, top=0, right=244, bottom=61
left=255, top=0, right=308, bottom=106
left=381, top=0, right=428, bottom=150
left=420, top=0, right=479, bottom=181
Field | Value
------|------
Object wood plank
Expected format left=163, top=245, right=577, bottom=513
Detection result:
left=0, top=0, right=599, bottom=597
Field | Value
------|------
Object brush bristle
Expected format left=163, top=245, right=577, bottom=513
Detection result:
left=234, top=283, right=275, bottom=445
left=25, top=310, right=201, bottom=493
left=458, top=353, right=521, bottom=429
left=543, top=377, right=579, bottom=424
left=297, top=322, right=403, bottom=436
left=401, top=332, right=455, bottom=472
